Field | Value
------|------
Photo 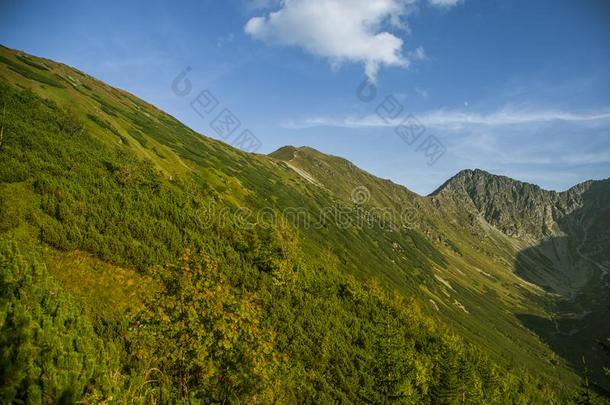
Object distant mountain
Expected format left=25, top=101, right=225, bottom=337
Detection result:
left=432, top=168, right=610, bottom=388
left=433, top=168, right=609, bottom=241
left=1, top=44, right=608, bottom=402
left=433, top=169, right=610, bottom=289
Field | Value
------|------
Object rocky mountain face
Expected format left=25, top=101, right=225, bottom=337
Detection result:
left=432, top=169, right=598, bottom=241
left=432, top=168, right=610, bottom=286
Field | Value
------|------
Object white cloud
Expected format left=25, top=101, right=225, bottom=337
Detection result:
left=245, top=0, right=425, bottom=82
left=408, top=46, right=427, bottom=61
left=418, top=108, right=610, bottom=130
left=446, top=133, right=610, bottom=166
left=284, top=107, right=610, bottom=129
left=428, top=0, right=462, bottom=7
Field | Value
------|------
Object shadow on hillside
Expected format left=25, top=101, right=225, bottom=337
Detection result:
left=513, top=181, right=610, bottom=392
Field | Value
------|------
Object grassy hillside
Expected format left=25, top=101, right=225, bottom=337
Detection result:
left=269, top=146, right=610, bottom=392
left=0, top=44, right=605, bottom=402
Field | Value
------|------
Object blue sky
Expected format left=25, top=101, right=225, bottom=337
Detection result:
left=1, top=0, right=609, bottom=194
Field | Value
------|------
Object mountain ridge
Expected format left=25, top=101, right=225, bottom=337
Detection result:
left=272, top=145, right=608, bottom=200
left=432, top=167, right=608, bottom=197
left=431, top=166, right=610, bottom=240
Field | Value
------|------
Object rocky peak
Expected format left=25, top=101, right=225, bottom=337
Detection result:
left=431, top=169, right=603, bottom=241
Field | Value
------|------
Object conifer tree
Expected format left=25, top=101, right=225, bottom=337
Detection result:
left=574, top=357, right=593, bottom=405
left=0, top=242, right=117, bottom=403
left=432, top=350, right=462, bottom=404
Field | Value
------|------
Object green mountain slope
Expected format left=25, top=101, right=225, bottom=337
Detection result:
left=1, top=44, right=607, bottom=402
left=433, top=168, right=610, bottom=389
left=273, top=144, right=610, bottom=389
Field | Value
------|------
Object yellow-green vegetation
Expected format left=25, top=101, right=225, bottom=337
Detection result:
left=0, top=44, right=606, bottom=403
left=0, top=241, right=121, bottom=403
left=0, top=242, right=563, bottom=403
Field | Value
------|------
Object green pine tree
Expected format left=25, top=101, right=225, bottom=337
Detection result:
left=0, top=241, right=118, bottom=403
left=432, top=350, right=462, bottom=405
